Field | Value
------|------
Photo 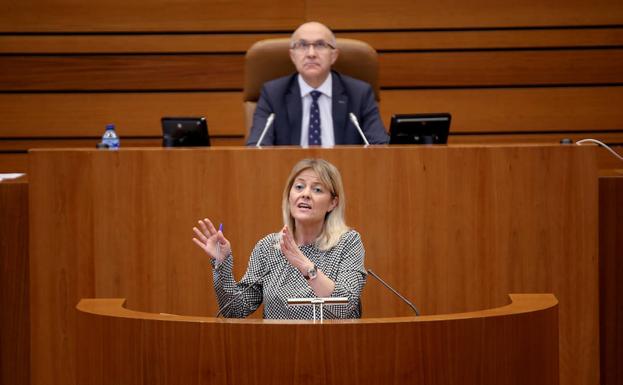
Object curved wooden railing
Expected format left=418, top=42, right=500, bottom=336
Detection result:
left=76, top=293, right=558, bottom=385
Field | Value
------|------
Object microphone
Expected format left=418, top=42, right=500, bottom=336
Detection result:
left=215, top=270, right=270, bottom=318
left=367, top=269, right=420, bottom=316
left=255, top=113, right=275, bottom=148
left=349, top=113, right=370, bottom=146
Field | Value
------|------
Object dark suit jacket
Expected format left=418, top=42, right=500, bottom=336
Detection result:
left=246, top=71, right=389, bottom=146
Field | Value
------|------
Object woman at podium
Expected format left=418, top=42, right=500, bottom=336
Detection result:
left=192, top=158, right=366, bottom=319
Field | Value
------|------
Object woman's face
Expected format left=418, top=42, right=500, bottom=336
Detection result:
left=288, top=169, right=337, bottom=228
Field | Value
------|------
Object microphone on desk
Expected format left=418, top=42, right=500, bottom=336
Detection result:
left=367, top=269, right=420, bottom=316
left=255, top=113, right=275, bottom=148
left=349, top=113, right=370, bottom=146
left=215, top=270, right=270, bottom=318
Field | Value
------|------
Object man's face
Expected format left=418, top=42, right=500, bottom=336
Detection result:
left=289, top=23, right=338, bottom=86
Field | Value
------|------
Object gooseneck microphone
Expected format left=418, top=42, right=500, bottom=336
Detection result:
left=367, top=269, right=420, bottom=316
left=349, top=113, right=370, bottom=146
left=255, top=113, right=275, bottom=148
left=215, top=270, right=270, bottom=318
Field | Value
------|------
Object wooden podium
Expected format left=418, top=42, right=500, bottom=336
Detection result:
left=76, top=294, right=558, bottom=385
left=28, top=145, right=598, bottom=385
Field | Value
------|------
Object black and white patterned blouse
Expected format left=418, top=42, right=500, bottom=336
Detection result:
left=212, top=229, right=366, bottom=319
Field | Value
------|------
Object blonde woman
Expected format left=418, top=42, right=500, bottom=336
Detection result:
left=192, top=158, right=366, bottom=319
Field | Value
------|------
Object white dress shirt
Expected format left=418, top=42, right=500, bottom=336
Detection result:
left=297, top=75, right=335, bottom=147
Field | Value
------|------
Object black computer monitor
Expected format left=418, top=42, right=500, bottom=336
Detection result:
left=161, top=117, right=210, bottom=147
left=389, top=113, right=451, bottom=145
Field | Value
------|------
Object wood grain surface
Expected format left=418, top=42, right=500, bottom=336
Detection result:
left=0, top=0, right=305, bottom=33
left=309, top=0, right=623, bottom=30
left=28, top=145, right=598, bottom=385
left=1, top=87, right=621, bottom=139
left=75, top=294, right=559, bottom=385
left=0, top=179, right=29, bottom=385
left=2, top=50, right=621, bottom=91
left=1, top=0, right=621, bottom=32
left=1, top=28, right=621, bottom=54
left=599, top=172, right=623, bottom=385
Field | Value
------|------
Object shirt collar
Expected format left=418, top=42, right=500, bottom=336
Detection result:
left=298, top=73, right=332, bottom=98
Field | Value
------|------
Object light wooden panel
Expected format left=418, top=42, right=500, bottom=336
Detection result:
left=0, top=179, right=29, bottom=385
left=0, top=34, right=287, bottom=54
left=343, top=28, right=623, bottom=51
left=0, top=137, right=246, bottom=173
left=3, top=134, right=617, bottom=153
left=0, top=93, right=245, bottom=137
left=599, top=173, right=623, bottom=385
left=0, top=138, right=244, bottom=152
left=2, top=87, right=622, bottom=140
left=2, top=140, right=621, bottom=174
left=2, top=28, right=621, bottom=53
left=379, top=87, right=623, bottom=133
left=5, top=139, right=618, bottom=173
left=0, top=0, right=304, bottom=33
left=311, top=0, right=623, bottom=29
left=1, top=139, right=161, bottom=151
left=0, top=141, right=245, bottom=171
left=596, top=146, right=623, bottom=169
left=29, top=146, right=597, bottom=385
left=0, top=154, right=28, bottom=173
left=2, top=0, right=621, bottom=32
left=379, top=49, right=623, bottom=88
left=75, top=295, right=559, bottom=385
left=2, top=49, right=621, bottom=91
left=448, top=133, right=623, bottom=144
left=0, top=55, right=244, bottom=91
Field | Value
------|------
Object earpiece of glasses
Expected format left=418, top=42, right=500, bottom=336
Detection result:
left=291, top=40, right=336, bottom=52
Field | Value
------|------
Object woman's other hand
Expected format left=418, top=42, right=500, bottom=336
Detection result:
left=279, top=225, right=312, bottom=274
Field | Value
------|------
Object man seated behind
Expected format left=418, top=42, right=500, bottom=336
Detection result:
left=246, top=21, right=389, bottom=146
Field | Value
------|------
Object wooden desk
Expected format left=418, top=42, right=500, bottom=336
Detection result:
left=0, top=177, right=29, bottom=385
left=599, top=169, right=623, bottom=385
left=28, top=145, right=598, bottom=385
left=76, top=294, right=559, bottom=385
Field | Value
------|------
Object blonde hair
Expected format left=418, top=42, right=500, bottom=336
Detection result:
left=282, top=158, right=349, bottom=250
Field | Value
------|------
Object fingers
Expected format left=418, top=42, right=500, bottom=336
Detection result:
left=192, top=218, right=230, bottom=259
left=192, top=237, right=206, bottom=249
left=204, top=218, right=218, bottom=234
left=216, top=231, right=226, bottom=244
left=280, top=226, right=297, bottom=250
left=278, top=227, right=310, bottom=273
left=216, top=232, right=231, bottom=252
left=279, top=226, right=289, bottom=250
left=198, top=218, right=217, bottom=237
left=192, top=226, right=208, bottom=243
left=279, top=226, right=300, bottom=259
left=282, top=225, right=292, bottom=238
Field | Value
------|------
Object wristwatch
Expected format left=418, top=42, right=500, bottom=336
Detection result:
left=304, top=264, right=318, bottom=280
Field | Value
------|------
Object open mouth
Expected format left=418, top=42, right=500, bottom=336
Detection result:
left=297, top=202, right=312, bottom=210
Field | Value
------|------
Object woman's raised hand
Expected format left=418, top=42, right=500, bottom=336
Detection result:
left=192, top=218, right=231, bottom=262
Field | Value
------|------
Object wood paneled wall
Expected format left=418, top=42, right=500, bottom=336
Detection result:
left=1, top=0, right=622, bottom=171
left=30, top=146, right=597, bottom=385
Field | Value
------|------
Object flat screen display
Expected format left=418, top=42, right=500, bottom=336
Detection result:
left=389, top=113, right=451, bottom=145
left=161, top=117, right=210, bottom=147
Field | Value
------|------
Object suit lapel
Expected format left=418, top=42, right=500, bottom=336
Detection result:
left=332, top=72, right=348, bottom=145
left=286, top=78, right=302, bottom=145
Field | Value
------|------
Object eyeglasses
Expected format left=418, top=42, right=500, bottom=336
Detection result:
left=291, top=40, right=336, bottom=52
